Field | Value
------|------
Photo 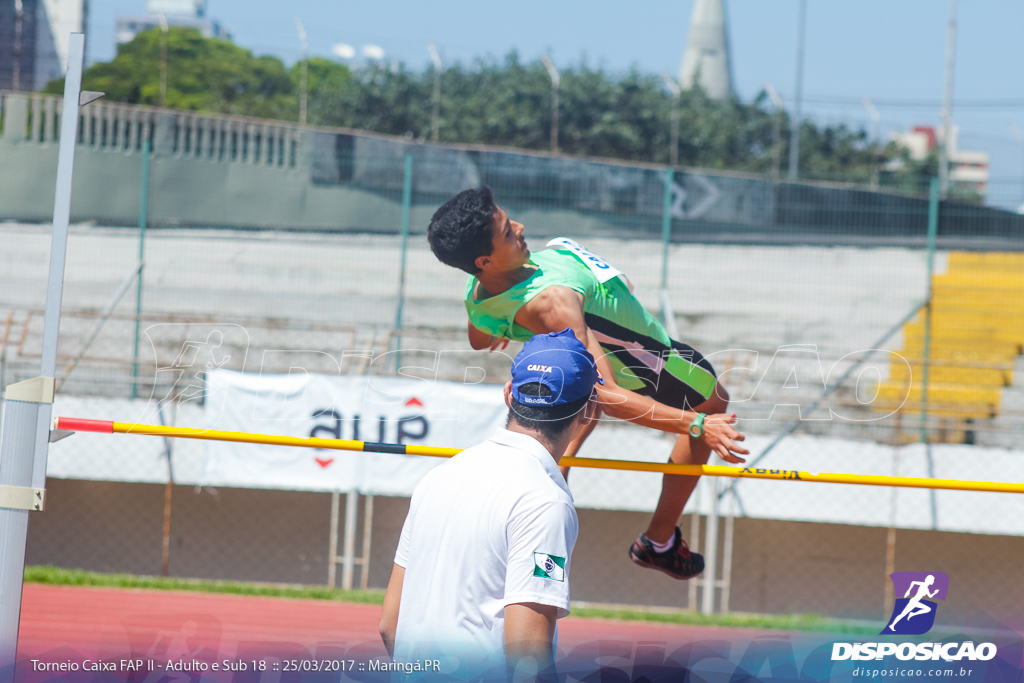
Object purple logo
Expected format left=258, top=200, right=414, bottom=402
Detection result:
left=882, top=571, right=949, bottom=635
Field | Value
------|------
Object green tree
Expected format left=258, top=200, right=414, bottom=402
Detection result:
left=44, top=34, right=922, bottom=190
left=45, top=27, right=297, bottom=119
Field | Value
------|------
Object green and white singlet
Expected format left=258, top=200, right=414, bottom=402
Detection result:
left=465, top=239, right=717, bottom=410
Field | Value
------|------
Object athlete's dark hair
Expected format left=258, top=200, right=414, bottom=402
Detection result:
left=427, top=187, right=497, bottom=274
left=507, top=382, right=590, bottom=441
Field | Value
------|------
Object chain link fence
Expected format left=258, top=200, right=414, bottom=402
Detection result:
left=2, top=92, right=1023, bottom=626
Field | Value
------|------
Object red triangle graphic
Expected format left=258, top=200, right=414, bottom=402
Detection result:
left=315, top=457, right=334, bottom=469
left=405, top=397, right=424, bottom=408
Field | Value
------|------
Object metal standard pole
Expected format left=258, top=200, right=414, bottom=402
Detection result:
left=542, top=56, right=559, bottom=153
left=765, top=83, right=784, bottom=182
left=428, top=44, right=442, bottom=143
left=393, top=153, right=413, bottom=370
left=788, top=0, right=807, bottom=181
left=296, top=19, right=308, bottom=126
left=938, top=0, right=958, bottom=198
left=921, top=178, right=940, bottom=528
left=132, top=139, right=150, bottom=400
left=0, top=33, right=89, bottom=678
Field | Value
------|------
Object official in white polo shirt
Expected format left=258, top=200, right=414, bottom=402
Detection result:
left=379, top=328, right=602, bottom=678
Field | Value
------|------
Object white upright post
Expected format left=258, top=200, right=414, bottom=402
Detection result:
left=701, top=476, right=720, bottom=614
left=327, top=491, right=340, bottom=589
left=342, top=489, right=358, bottom=590
left=0, top=33, right=86, bottom=679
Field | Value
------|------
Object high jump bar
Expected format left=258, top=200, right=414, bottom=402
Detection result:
left=53, top=417, right=1024, bottom=495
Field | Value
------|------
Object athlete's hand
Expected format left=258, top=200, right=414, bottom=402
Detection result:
left=488, top=336, right=510, bottom=352
left=701, top=413, right=748, bottom=463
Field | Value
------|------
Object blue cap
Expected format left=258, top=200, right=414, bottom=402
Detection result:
left=511, top=329, right=604, bottom=406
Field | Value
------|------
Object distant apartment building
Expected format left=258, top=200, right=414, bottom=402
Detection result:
left=0, top=0, right=87, bottom=91
left=116, top=0, right=230, bottom=44
left=891, top=125, right=990, bottom=198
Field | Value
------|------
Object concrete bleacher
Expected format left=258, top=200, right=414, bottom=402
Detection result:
left=5, top=224, right=1022, bottom=445
left=879, top=251, right=1024, bottom=443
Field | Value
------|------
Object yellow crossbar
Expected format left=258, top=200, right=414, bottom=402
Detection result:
left=54, top=417, right=1024, bottom=495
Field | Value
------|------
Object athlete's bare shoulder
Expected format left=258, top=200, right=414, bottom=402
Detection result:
left=516, top=286, right=586, bottom=334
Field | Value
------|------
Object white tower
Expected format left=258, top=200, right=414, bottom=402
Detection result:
left=679, top=0, right=734, bottom=101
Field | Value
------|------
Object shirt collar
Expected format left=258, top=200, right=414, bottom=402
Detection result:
left=487, top=428, right=573, bottom=498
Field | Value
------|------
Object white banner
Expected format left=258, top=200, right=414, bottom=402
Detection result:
left=202, top=370, right=508, bottom=493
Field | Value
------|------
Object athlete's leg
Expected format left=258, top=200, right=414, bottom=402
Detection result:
left=645, top=384, right=729, bottom=544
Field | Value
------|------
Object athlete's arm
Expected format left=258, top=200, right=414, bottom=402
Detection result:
left=505, top=602, right=558, bottom=681
left=904, top=581, right=922, bottom=599
left=467, top=321, right=510, bottom=351
left=515, top=286, right=747, bottom=462
left=379, top=563, right=405, bottom=658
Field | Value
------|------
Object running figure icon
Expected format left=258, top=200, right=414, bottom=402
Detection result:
left=888, top=574, right=940, bottom=632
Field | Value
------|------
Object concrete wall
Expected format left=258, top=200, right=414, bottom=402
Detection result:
left=27, top=478, right=1024, bottom=625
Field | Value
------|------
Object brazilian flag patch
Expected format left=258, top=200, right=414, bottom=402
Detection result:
left=533, top=552, right=566, bottom=582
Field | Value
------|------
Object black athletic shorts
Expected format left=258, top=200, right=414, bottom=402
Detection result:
left=626, top=339, right=716, bottom=411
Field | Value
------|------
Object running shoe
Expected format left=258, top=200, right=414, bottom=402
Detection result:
left=628, top=526, right=705, bottom=580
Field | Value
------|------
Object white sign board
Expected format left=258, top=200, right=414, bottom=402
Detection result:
left=202, top=370, right=508, bottom=493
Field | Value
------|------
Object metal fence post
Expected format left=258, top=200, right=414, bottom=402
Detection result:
left=394, top=153, right=413, bottom=371
left=0, top=33, right=87, bottom=679
left=701, top=476, right=720, bottom=614
left=131, top=137, right=151, bottom=399
left=659, top=166, right=680, bottom=337
left=660, top=166, right=673, bottom=292
left=921, top=177, right=940, bottom=528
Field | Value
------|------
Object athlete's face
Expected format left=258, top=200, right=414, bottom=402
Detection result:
left=479, top=206, right=529, bottom=271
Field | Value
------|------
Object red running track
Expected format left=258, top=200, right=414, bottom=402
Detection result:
left=18, top=583, right=780, bottom=666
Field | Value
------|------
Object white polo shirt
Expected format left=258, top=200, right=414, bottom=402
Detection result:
left=393, top=427, right=578, bottom=662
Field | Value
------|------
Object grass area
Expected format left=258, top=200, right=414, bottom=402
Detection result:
left=26, top=565, right=879, bottom=635
left=24, top=565, right=385, bottom=605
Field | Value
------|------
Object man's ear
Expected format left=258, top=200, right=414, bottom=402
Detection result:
left=475, top=254, right=492, bottom=271
left=503, top=381, right=513, bottom=408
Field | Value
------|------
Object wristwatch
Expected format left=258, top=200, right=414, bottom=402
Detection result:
left=689, top=413, right=706, bottom=439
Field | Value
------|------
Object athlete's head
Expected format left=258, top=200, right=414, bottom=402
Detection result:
left=428, top=187, right=529, bottom=274
left=504, top=329, right=602, bottom=442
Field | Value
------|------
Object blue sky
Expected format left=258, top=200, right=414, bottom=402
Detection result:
left=87, top=1, right=1024, bottom=209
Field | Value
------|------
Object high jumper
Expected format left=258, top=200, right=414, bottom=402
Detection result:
left=427, top=187, right=748, bottom=580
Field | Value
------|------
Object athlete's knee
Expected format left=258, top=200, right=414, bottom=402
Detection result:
left=700, top=383, right=729, bottom=414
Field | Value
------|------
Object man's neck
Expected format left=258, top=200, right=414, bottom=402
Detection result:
left=505, top=423, right=571, bottom=465
left=475, top=264, right=535, bottom=298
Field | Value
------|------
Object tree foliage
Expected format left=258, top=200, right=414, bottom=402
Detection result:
left=45, top=32, right=910, bottom=184
left=46, top=27, right=303, bottom=120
